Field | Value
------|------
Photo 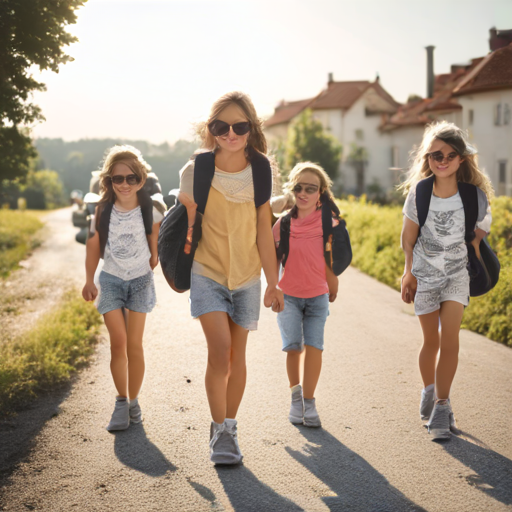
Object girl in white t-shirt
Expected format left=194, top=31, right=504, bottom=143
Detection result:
left=400, top=122, right=493, bottom=440
left=82, top=145, right=162, bottom=431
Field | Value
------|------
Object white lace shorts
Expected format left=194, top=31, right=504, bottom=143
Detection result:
left=414, top=271, right=470, bottom=316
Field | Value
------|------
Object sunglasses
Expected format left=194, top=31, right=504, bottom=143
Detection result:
left=427, top=151, right=459, bottom=163
left=293, top=183, right=319, bottom=194
left=208, top=120, right=251, bottom=137
left=109, top=174, right=141, bottom=186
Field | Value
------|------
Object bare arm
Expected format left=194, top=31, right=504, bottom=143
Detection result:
left=149, top=222, right=161, bottom=269
left=471, top=228, right=487, bottom=259
left=400, top=216, right=419, bottom=304
left=82, top=217, right=100, bottom=301
left=325, top=265, right=338, bottom=302
left=257, top=201, right=284, bottom=312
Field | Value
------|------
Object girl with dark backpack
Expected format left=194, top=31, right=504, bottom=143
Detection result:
left=177, top=91, right=284, bottom=465
left=273, top=162, right=351, bottom=428
left=400, top=121, right=493, bottom=441
left=82, top=145, right=163, bottom=431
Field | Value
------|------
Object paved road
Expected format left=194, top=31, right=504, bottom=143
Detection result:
left=1, top=208, right=511, bottom=512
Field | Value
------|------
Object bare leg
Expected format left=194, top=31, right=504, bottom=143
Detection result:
left=286, top=350, right=302, bottom=388
left=104, top=309, right=128, bottom=397
left=436, top=301, right=464, bottom=400
left=225, top=317, right=249, bottom=419
left=303, top=346, right=322, bottom=399
left=199, top=312, right=232, bottom=424
left=126, top=310, right=147, bottom=400
left=418, top=310, right=440, bottom=388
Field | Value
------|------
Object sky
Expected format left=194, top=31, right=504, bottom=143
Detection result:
left=31, top=0, right=512, bottom=144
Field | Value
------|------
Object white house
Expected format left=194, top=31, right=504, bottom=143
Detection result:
left=264, top=77, right=401, bottom=194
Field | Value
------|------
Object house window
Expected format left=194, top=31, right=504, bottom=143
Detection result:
left=498, top=161, right=507, bottom=196
left=504, top=104, right=511, bottom=125
left=494, top=103, right=502, bottom=126
left=355, top=129, right=364, bottom=141
left=468, top=109, right=474, bottom=125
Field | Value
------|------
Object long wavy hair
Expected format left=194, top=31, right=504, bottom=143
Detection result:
left=98, top=145, right=151, bottom=204
left=284, top=161, right=334, bottom=218
left=196, top=91, right=267, bottom=154
left=400, top=121, right=494, bottom=200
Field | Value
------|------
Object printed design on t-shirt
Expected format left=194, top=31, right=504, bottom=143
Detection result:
left=432, top=211, right=455, bottom=237
left=212, top=168, right=254, bottom=203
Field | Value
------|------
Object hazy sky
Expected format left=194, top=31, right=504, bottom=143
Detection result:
left=31, top=0, right=512, bottom=143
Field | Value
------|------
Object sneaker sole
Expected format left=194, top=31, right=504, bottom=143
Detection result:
left=106, top=422, right=130, bottom=432
left=303, top=420, right=322, bottom=428
left=289, top=414, right=303, bottom=425
left=211, top=452, right=243, bottom=465
left=429, top=428, right=451, bottom=441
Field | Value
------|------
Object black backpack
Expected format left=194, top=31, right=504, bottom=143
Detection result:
left=158, top=149, right=273, bottom=292
left=277, top=193, right=352, bottom=276
left=415, top=175, right=500, bottom=297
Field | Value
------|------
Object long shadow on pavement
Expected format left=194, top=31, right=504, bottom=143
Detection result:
left=113, top=423, right=177, bottom=477
left=287, top=426, right=427, bottom=512
left=442, top=434, right=512, bottom=505
left=215, top=464, right=304, bottom=512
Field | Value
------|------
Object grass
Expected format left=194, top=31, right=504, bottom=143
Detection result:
left=0, top=209, right=44, bottom=278
left=0, top=291, right=102, bottom=414
left=338, top=195, right=512, bottom=347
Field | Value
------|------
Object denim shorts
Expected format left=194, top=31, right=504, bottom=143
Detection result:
left=97, top=270, right=156, bottom=315
left=189, top=272, right=261, bottom=331
left=277, top=293, right=329, bottom=352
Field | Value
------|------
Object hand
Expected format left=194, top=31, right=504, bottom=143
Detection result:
left=470, top=238, right=481, bottom=260
left=264, top=285, right=284, bottom=313
left=150, top=254, right=159, bottom=270
left=82, top=282, right=98, bottom=302
left=329, top=291, right=337, bottom=303
left=401, top=272, right=417, bottom=304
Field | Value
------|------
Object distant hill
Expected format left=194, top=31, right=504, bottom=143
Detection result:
left=35, top=138, right=198, bottom=196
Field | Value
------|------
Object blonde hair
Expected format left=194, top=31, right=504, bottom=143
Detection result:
left=196, top=91, right=267, bottom=154
left=400, top=121, right=494, bottom=200
left=285, top=161, right=334, bottom=202
left=98, top=145, right=151, bottom=204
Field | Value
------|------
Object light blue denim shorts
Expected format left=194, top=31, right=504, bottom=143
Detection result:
left=97, top=270, right=156, bottom=315
left=277, top=293, right=330, bottom=352
left=190, top=272, right=261, bottom=331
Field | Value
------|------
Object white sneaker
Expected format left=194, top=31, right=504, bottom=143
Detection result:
left=289, top=384, right=304, bottom=425
left=129, top=398, right=142, bottom=424
left=303, top=398, right=322, bottom=428
left=420, top=385, right=435, bottom=421
left=106, top=397, right=130, bottom=431
left=209, top=421, right=242, bottom=465
left=427, top=400, right=451, bottom=441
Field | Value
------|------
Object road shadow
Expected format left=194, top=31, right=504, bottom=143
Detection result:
left=113, top=422, right=177, bottom=477
left=0, top=382, right=72, bottom=487
left=287, top=426, right=427, bottom=512
left=442, top=433, right=512, bottom=505
left=215, top=464, right=304, bottom=512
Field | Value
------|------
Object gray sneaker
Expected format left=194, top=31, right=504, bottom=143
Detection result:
left=289, top=384, right=304, bottom=425
left=303, top=398, right=322, bottom=428
left=420, top=385, right=435, bottom=421
left=129, top=399, right=142, bottom=424
left=106, top=397, right=130, bottom=431
left=427, top=400, right=452, bottom=440
left=209, top=421, right=242, bottom=465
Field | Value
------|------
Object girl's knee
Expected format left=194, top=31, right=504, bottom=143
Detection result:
left=208, top=346, right=231, bottom=374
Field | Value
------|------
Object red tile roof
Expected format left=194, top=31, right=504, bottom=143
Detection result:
left=264, top=98, right=315, bottom=127
left=453, top=43, right=512, bottom=96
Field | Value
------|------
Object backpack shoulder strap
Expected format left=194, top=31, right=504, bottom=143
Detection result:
left=193, top=152, right=216, bottom=214
left=415, top=175, right=435, bottom=230
left=321, top=194, right=339, bottom=244
left=98, top=202, right=113, bottom=259
left=278, top=212, right=292, bottom=266
left=249, top=149, right=272, bottom=208
left=137, top=189, right=153, bottom=235
left=457, top=181, right=478, bottom=242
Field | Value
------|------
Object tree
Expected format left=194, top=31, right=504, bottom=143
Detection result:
left=286, top=109, right=342, bottom=180
left=22, top=169, right=66, bottom=209
left=0, top=0, right=87, bottom=182
left=348, top=143, right=369, bottom=196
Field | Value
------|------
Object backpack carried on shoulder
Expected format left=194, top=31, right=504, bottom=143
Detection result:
left=277, top=193, right=352, bottom=276
left=158, top=149, right=273, bottom=292
left=415, top=175, right=500, bottom=297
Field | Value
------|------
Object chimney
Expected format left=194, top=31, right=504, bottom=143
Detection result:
left=328, top=72, right=334, bottom=84
left=425, top=46, right=435, bottom=99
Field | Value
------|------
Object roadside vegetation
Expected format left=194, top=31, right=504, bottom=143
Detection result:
left=0, top=291, right=102, bottom=414
left=0, top=209, right=44, bottom=277
left=338, top=195, right=512, bottom=347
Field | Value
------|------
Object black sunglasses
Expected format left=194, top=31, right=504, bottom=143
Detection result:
left=293, top=183, right=319, bottom=195
left=109, top=174, right=141, bottom=185
left=427, top=151, right=460, bottom=163
left=208, top=120, right=251, bottom=137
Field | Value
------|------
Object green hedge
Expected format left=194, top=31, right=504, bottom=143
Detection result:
left=0, top=291, right=102, bottom=414
left=338, top=195, right=512, bottom=347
